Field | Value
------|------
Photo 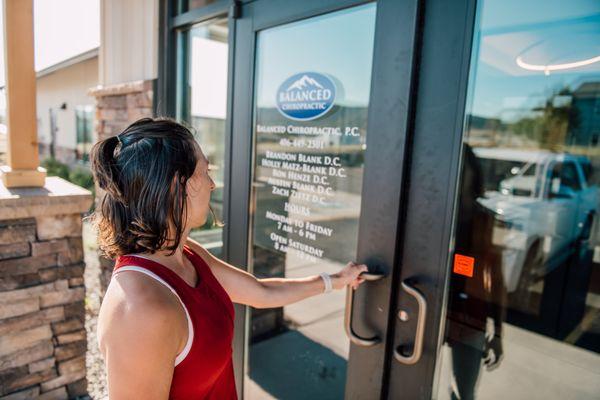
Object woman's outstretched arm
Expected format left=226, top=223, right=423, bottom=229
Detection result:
left=185, top=237, right=367, bottom=309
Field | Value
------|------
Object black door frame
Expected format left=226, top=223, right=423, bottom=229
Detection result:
left=157, top=0, right=479, bottom=398
left=229, top=0, right=422, bottom=397
left=384, top=0, right=478, bottom=398
left=157, top=0, right=236, bottom=118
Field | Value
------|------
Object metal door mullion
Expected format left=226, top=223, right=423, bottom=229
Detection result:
left=385, top=0, right=477, bottom=398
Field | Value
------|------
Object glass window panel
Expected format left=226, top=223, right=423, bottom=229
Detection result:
left=182, top=18, right=229, bottom=257
left=435, top=1, right=600, bottom=398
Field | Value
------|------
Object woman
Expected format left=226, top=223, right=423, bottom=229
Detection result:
left=92, top=118, right=368, bottom=399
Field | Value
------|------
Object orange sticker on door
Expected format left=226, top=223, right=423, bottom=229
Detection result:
left=453, top=254, right=475, bottom=277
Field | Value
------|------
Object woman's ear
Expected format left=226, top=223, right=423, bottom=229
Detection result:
left=186, top=175, right=199, bottom=194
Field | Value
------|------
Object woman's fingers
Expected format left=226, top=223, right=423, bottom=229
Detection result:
left=337, top=262, right=369, bottom=290
left=352, top=276, right=367, bottom=290
left=351, top=263, right=368, bottom=275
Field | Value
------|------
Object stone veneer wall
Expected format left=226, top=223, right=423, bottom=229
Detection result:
left=88, top=79, right=154, bottom=296
left=0, top=178, right=92, bottom=399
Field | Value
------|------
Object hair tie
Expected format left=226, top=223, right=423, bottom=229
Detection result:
left=116, top=134, right=123, bottom=145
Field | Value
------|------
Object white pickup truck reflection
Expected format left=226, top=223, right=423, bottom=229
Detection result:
left=473, top=148, right=599, bottom=293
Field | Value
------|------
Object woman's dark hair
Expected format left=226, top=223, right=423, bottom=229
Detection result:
left=89, top=117, right=199, bottom=259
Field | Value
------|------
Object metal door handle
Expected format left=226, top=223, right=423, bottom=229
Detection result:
left=394, top=279, right=427, bottom=365
left=344, top=272, right=386, bottom=347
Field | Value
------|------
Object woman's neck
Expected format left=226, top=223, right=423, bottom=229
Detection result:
left=134, top=230, right=193, bottom=277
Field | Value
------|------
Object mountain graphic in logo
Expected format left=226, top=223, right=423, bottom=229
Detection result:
left=286, top=75, right=324, bottom=92
left=276, top=72, right=336, bottom=121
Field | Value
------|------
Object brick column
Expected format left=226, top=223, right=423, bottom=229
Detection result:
left=0, top=177, right=92, bottom=399
left=88, top=79, right=154, bottom=296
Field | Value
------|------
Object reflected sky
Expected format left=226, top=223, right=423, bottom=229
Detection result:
left=255, top=3, right=376, bottom=108
left=470, top=0, right=600, bottom=119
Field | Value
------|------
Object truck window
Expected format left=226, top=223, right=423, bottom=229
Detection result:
left=550, top=161, right=582, bottom=192
left=581, top=161, right=594, bottom=184
left=478, top=158, right=533, bottom=192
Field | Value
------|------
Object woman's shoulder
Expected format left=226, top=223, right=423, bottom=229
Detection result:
left=97, top=270, right=187, bottom=357
left=106, top=268, right=184, bottom=310
left=96, top=272, right=187, bottom=396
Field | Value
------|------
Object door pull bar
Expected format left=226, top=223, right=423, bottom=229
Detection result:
left=394, top=279, right=427, bottom=365
left=344, top=272, right=386, bottom=347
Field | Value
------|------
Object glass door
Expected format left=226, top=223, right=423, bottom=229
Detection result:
left=227, top=0, right=419, bottom=398
left=246, top=6, right=377, bottom=399
left=386, top=0, right=600, bottom=398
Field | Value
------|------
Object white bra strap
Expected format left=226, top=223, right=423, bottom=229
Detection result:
left=113, top=266, right=194, bottom=366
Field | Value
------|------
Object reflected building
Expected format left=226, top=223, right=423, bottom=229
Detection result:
left=569, top=81, right=600, bottom=147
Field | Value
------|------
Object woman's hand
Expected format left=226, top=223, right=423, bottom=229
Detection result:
left=331, top=262, right=369, bottom=290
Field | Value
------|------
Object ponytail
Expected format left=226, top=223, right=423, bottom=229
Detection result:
left=90, top=135, right=124, bottom=202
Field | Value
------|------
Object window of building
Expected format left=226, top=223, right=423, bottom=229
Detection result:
left=177, top=0, right=218, bottom=13
left=75, top=105, right=94, bottom=163
left=178, top=17, right=229, bottom=257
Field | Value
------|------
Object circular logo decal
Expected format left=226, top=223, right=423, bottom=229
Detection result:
left=276, top=72, right=336, bottom=121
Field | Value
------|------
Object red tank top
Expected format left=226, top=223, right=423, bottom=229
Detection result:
left=112, top=245, right=237, bottom=399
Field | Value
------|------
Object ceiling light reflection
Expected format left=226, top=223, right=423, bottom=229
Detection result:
left=516, top=55, right=600, bottom=76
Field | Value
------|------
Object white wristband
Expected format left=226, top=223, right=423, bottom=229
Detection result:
left=320, top=272, right=332, bottom=293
